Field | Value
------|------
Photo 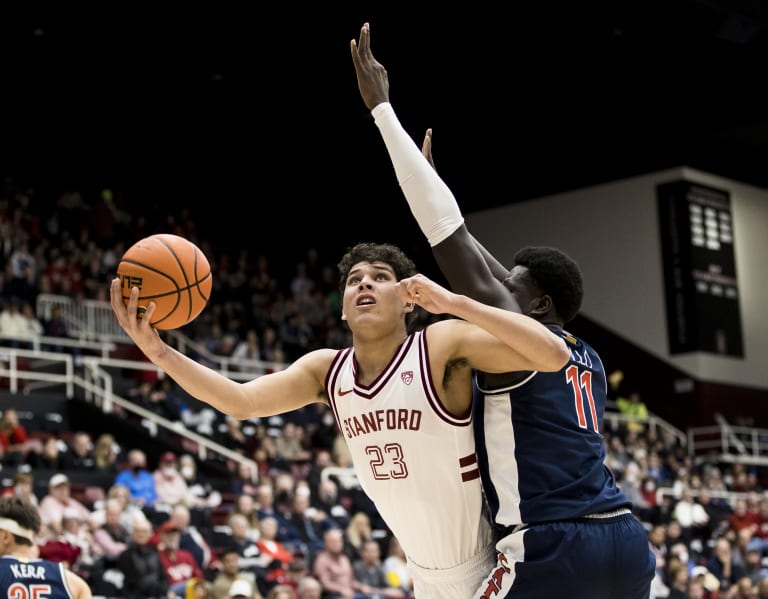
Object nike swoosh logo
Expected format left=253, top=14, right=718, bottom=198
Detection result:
left=338, top=388, right=354, bottom=396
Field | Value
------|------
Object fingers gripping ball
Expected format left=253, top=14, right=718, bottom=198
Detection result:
left=117, top=234, right=212, bottom=330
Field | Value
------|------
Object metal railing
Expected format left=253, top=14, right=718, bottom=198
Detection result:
left=0, top=338, right=259, bottom=477
left=35, top=293, right=288, bottom=377
left=687, top=415, right=768, bottom=466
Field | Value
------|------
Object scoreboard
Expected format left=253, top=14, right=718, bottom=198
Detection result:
left=657, top=180, right=744, bottom=357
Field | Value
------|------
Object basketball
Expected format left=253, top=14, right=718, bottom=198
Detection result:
left=116, top=234, right=213, bottom=330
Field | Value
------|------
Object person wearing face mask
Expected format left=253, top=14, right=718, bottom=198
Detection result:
left=179, top=453, right=223, bottom=509
left=154, top=452, right=192, bottom=509
left=114, top=448, right=158, bottom=510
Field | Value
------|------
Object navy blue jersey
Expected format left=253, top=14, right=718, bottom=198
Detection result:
left=473, top=326, right=630, bottom=530
left=0, top=555, right=76, bottom=598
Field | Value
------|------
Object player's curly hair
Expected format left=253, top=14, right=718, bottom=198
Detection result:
left=512, top=246, right=583, bottom=323
left=337, top=242, right=417, bottom=297
left=0, top=496, right=40, bottom=546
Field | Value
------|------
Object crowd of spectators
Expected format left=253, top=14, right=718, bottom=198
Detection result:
left=3, top=175, right=768, bottom=598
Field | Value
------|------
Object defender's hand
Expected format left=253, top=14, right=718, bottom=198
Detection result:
left=351, top=22, right=390, bottom=111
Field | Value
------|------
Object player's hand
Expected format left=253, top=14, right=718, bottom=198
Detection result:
left=421, top=128, right=436, bottom=170
left=398, top=274, right=456, bottom=315
left=110, top=277, right=165, bottom=359
left=351, top=22, right=390, bottom=111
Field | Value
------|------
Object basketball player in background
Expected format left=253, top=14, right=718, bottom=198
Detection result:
left=351, top=22, right=655, bottom=599
left=110, top=241, right=570, bottom=599
left=0, top=496, right=92, bottom=599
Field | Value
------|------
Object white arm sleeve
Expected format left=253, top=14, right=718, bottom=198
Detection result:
left=372, top=102, right=464, bottom=246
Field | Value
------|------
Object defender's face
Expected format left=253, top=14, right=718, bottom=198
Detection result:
left=503, top=265, right=541, bottom=317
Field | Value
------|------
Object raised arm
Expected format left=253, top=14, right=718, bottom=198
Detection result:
left=351, top=22, right=518, bottom=311
left=109, top=278, right=329, bottom=419
left=398, top=274, right=569, bottom=373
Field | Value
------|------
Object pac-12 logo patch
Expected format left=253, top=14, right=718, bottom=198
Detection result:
left=401, top=371, right=413, bottom=385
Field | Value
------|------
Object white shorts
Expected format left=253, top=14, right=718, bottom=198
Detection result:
left=407, top=542, right=496, bottom=599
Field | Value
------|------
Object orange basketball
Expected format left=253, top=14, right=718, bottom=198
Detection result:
left=116, top=234, right=212, bottom=330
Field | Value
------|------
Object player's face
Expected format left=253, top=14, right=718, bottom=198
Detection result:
left=341, top=261, right=404, bottom=327
left=503, top=265, right=542, bottom=317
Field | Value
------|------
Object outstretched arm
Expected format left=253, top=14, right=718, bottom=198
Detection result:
left=421, top=129, right=517, bottom=288
left=352, top=22, right=518, bottom=311
left=110, top=278, right=328, bottom=419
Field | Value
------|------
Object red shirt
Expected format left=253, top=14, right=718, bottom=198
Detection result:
left=0, top=425, right=27, bottom=450
left=158, top=547, right=203, bottom=585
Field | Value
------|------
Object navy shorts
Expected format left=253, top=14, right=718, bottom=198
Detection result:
left=473, top=513, right=655, bottom=599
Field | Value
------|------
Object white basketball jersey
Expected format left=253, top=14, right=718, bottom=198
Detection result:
left=326, top=329, right=493, bottom=570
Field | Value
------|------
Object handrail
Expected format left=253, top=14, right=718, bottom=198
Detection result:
left=0, top=340, right=258, bottom=479
left=35, top=293, right=289, bottom=375
left=603, top=410, right=687, bottom=447
left=0, top=332, right=116, bottom=358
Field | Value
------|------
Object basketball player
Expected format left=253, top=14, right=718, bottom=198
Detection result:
left=0, top=496, right=92, bottom=599
left=351, top=22, right=656, bottom=599
left=110, top=241, right=570, bottom=599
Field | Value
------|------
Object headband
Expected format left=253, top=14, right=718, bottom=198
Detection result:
left=0, top=517, right=35, bottom=542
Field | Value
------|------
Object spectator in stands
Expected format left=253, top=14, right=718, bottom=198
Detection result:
left=255, top=482, right=295, bottom=544
left=225, top=513, right=271, bottom=580
left=296, top=576, right=322, bottom=599
left=344, top=511, right=374, bottom=563
left=91, top=483, right=145, bottom=534
left=228, top=578, right=261, bottom=599
left=286, top=483, right=337, bottom=561
left=229, top=493, right=261, bottom=541
left=61, top=430, right=95, bottom=471
left=20, top=300, right=43, bottom=336
left=265, top=585, right=295, bottom=599
left=91, top=497, right=130, bottom=564
left=156, top=519, right=205, bottom=598
left=730, top=497, right=760, bottom=536
left=117, top=515, right=171, bottom=599
left=38, top=473, right=93, bottom=535
left=673, top=487, right=711, bottom=543
left=154, top=451, right=193, bottom=508
left=706, top=536, right=746, bottom=594
left=382, top=536, right=412, bottom=598
left=0, top=297, right=31, bottom=341
left=731, top=576, right=758, bottom=599
left=92, top=432, right=120, bottom=483
left=115, top=448, right=158, bottom=509
left=314, top=478, right=349, bottom=531
left=42, top=304, right=69, bottom=338
left=230, top=459, right=259, bottom=498
left=312, top=527, right=355, bottom=599
left=352, top=539, right=407, bottom=599
left=648, top=524, right=668, bottom=596
left=283, top=557, right=309, bottom=598
left=742, top=538, right=768, bottom=586
left=0, top=470, right=38, bottom=506
left=37, top=511, right=83, bottom=570
left=131, top=378, right=185, bottom=423
left=217, top=415, right=252, bottom=455
left=699, top=488, right=732, bottom=539
left=0, top=407, right=28, bottom=466
left=274, top=421, right=312, bottom=464
left=179, top=453, right=223, bottom=509
left=758, top=577, right=768, bottom=599
left=59, top=508, right=100, bottom=578
left=210, top=545, right=259, bottom=599
left=164, top=503, right=214, bottom=573
left=27, top=434, right=65, bottom=470
left=256, top=516, right=296, bottom=591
